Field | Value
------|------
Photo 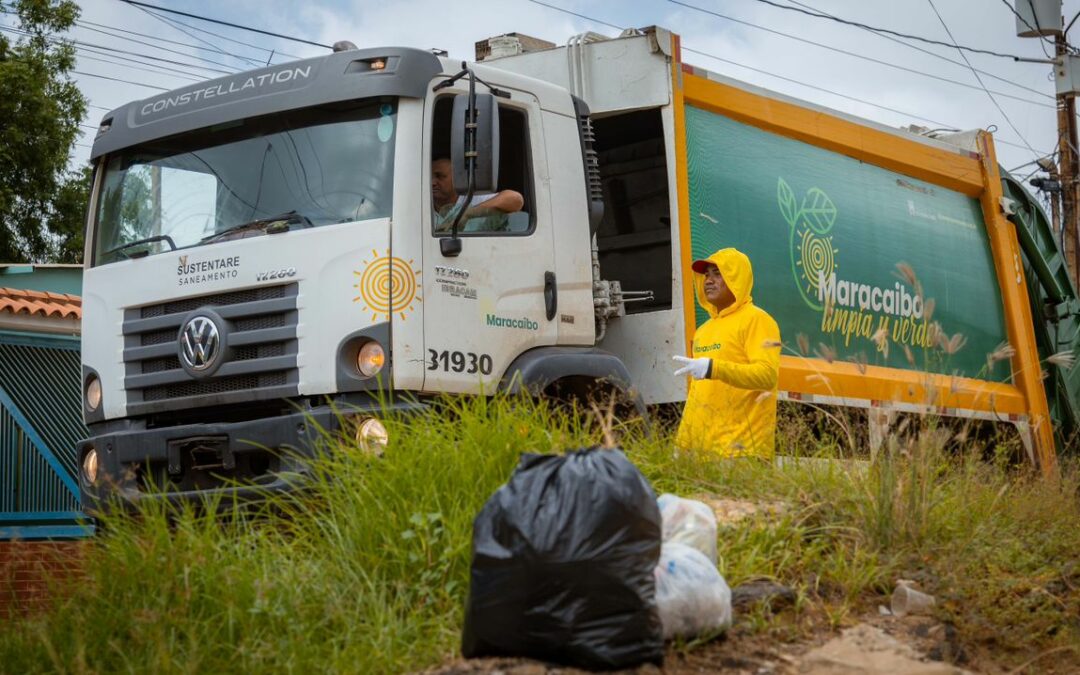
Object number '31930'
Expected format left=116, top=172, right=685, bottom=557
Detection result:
left=427, top=349, right=492, bottom=375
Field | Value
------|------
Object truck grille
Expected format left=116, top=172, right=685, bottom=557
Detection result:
left=122, top=284, right=299, bottom=415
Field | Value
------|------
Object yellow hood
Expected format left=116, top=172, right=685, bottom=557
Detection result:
left=693, top=248, right=754, bottom=319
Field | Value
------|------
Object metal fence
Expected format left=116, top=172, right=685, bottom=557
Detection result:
left=0, top=333, right=91, bottom=539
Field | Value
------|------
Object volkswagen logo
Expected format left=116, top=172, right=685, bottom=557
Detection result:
left=179, top=315, right=221, bottom=372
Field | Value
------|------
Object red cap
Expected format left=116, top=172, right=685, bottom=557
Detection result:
left=691, top=259, right=718, bottom=274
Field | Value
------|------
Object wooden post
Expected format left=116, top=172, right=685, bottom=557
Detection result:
left=1057, top=35, right=1080, bottom=284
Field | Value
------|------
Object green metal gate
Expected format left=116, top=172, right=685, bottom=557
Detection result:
left=0, top=333, right=92, bottom=539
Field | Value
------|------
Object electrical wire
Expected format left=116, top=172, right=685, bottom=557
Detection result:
left=523, top=0, right=1039, bottom=155
left=1067, top=11, right=1080, bottom=36
left=125, top=6, right=264, bottom=68
left=0, top=21, right=236, bottom=75
left=76, top=51, right=203, bottom=82
left=77, top=17, right=260, bottom=67
left=926, top=0, right=1039, bottom=155
left=72, top=69, right=168, bottom=90
left=72, top=21, right=242, bottom=72
left=132, top=10, right=303, bottom=61
left=746, top=0, right=1032, bottom=60
left=784, top=0, right=1054, bottom=101
left=116, top=0, right=332, bottom=50
left=666, top=0, right=1053, bottom=109
left=76, top=43, right=230, bottom=77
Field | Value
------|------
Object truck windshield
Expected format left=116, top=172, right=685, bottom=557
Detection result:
left=92, top=99, right=397, bottom=265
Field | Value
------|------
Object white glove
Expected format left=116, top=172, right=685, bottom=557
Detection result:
left=673, top=355, right=710, bottom=380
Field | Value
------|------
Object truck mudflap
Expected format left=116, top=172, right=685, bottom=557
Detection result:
left=77, top=398, right=425, bottom=514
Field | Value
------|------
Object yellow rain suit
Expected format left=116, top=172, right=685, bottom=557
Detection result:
left=676, top=248, right=782, bottom=459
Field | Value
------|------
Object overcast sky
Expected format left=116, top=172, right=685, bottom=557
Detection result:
left=42, top=0, right=1080, bottom=177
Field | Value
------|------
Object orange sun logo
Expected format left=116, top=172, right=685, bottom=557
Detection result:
left=353, top=249, right=421, bottom=321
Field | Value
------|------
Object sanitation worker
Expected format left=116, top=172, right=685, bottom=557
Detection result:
left=673, top=248, right=781, bottom=459
left=431, top=157, right=524, bottom=233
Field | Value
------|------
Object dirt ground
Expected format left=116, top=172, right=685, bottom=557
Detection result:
left=425, top=609, right=1052, bottom=675
left=425, top=496, right=1074, bottom=675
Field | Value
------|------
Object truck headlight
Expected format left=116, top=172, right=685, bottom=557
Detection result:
left=356, top=417, right=388, bottom=452
left=356, top=341, right=386, bottom=377
left=83, top=448, right=99, bottom=485
left=86, top=375, right=102, bottom=412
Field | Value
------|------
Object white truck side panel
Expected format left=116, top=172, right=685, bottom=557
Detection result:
left=478, top=33, right=671, bottom=115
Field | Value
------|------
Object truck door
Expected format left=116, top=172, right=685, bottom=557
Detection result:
left=421, top=90, right=556, bottom=393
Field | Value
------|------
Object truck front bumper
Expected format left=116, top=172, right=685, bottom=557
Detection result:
left=77, top=400, right=421, bottom=514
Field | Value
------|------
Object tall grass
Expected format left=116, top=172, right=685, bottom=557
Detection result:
left=2, top=395, right=1078, bottom=673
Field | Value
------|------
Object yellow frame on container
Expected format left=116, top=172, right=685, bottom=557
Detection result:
left=667, top=36, right=1056, bottom=474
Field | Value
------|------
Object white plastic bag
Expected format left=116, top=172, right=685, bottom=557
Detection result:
left=654, top=542, right=733, bottom=639
left=657, top=493, right=718, bottom=564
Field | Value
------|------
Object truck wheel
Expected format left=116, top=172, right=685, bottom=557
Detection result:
left=543, top=376, right=648, bottom=438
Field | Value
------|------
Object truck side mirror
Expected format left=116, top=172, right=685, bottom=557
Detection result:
left=451, top=92, right=499, bottom=194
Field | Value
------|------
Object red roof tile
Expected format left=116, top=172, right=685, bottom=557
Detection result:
left=0, top=287, right=82, bottom=320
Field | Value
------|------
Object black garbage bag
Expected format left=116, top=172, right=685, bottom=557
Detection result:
left=461, top=447, right=664, bottom=670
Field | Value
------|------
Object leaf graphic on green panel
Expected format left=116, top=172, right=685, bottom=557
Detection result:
left=777, top=177, right=799, bottom=227
left=800, top=187, right=837, bottom=234
left=779, top=177, right=839, bottom=312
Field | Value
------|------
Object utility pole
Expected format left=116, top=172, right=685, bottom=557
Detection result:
left=1015, top=1, right=1075, bottom=279
left=1055, top=34, right=1080, bottom=282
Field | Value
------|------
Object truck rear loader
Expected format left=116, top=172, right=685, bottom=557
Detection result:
left=78, top=26, right=1080, bottom=509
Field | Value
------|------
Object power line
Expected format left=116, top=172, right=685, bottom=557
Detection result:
left=137, top=11, right=303, bottom=61
left=116, top=0, right=332, bottom=50
left=747, top=0, right=1032, bottom=60
left=0, top=21, right=237, bottom=75
left=785, top=0, right=1053, bottom=101
left=76, top=50, right=203, bottom=82
left=72, top=69, right=168, bottom=91
left=1068, top=11, right=1080, bottom=36
left=76, top=43, right=230, bottom=77
left=122, top=7, right=264, bottom=68
left=666, top=0, right=1053, bottom=109
left=77, top=17, right=259, bottom=67
left=72, top=21, right=243, bottom=72
left=926, top=0, right=1039, bottom=155
left=527, top=0, right=622, bottom=30
left=523, top=0, right=1039, bottom=155
left=72, top=39, right=232, bottom=75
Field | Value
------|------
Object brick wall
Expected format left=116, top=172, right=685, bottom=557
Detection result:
left=0, top=541, right=87, bottom=617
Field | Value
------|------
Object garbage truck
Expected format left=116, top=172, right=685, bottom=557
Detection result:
left=78, top=26, right=1080, bottom=509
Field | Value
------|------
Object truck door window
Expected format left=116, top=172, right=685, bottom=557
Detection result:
left=431, top=96, right=534, bottom=236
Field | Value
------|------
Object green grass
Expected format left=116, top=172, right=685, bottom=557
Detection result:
left=2, top=396, right=1079, bottom=673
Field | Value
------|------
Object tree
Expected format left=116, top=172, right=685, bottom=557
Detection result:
left=0, top=0, right=87, bottom=263
left=49, top=165, right=91, bottom=263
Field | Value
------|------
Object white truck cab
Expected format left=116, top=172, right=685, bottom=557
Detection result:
left=79, top=37, right=673, bottom=509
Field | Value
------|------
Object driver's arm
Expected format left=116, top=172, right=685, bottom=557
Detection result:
left=463, top=189, right=523, bottom=218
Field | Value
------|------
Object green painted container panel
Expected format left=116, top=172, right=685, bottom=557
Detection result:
left=685, top=106, right=1009, bottom=381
